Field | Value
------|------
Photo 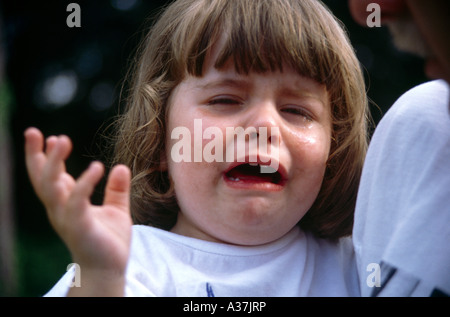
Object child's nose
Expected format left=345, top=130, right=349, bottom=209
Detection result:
left=245, top=101, right=281, bottom=146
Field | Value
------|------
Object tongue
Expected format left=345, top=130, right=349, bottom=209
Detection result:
left=227, top=164, right=276, bottom=183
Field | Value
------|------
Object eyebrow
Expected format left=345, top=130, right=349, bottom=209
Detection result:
left=279, top=86, right=320, bottom=101
left=194, top=78, right=250, bottom=91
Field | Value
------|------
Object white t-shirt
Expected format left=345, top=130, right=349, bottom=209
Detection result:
left=45, top=225, right=359, bottom=297
left=353, top=80, right=450, bottom=296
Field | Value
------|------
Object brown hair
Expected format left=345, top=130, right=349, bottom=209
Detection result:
left=112, top=0, right=370, bottom=239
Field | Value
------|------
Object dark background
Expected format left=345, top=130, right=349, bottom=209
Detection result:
left=0, top=0, right=427, bottom=296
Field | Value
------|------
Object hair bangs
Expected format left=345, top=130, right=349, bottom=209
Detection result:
left=184, top=0, right=335, bottom=85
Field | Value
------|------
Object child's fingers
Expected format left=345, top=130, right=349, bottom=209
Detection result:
left=42, top=135, right=73, bottom=182
left=66, top=161, right=105, bottom=212
left=24, top=127, right=46, bottom=189
left=103, top=165, right=131, bottom=214
left=45, top=135, right=58, bottom=155
left=24, top=127, right=44, bottom=155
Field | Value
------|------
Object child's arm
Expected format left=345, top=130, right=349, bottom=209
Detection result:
left=24, top=127, right=132, bottom=296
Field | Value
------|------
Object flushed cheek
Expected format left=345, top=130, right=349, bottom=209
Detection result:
left=167, top=116, right=228, bottom=165
left=289, top=137, right=329, bottom=199
left=289, top=130, right=331, bottom=166
left=169, top=160, right=222, bottom=189
left=168, top=162, right=217, bottom=221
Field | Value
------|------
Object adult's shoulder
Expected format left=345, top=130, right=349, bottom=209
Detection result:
left=380, top=80, right=449, bottom=127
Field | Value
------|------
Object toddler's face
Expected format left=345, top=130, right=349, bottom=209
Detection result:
left=165, top=55, right=331, bottom=245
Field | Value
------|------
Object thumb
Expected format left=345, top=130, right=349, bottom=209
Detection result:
left=103, top=164, right=131, bottom=213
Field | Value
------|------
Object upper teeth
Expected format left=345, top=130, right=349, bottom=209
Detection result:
left=247, top=162, right=278, bottom=174
left=260, top=165, right=277, bottom=174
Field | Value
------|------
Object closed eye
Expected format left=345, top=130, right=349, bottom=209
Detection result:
left=207, top=97, right=241, bottom=106
left=281, top=106, right=313, bottom=121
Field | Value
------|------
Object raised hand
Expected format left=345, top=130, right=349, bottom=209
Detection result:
left=24, top=127, right=132, bottom=296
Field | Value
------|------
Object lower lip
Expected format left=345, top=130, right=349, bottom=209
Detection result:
left=223, top=174, right=285, bottom=192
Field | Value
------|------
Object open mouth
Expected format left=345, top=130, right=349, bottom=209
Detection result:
left=224, top=162, right=286, bottom=187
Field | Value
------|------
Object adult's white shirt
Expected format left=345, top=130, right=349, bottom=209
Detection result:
left=353, top=80, right=450, bottom=296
